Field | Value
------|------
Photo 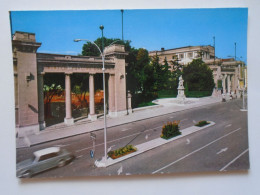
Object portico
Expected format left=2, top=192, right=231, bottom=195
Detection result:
left=12, top=31, right=130, bottom=137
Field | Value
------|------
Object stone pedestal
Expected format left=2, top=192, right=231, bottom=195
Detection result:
left=177, top=75, right=186, bottom=102
left=127, top=90, right=133, bottom=114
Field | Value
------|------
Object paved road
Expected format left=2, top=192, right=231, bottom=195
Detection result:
left=16, top=99, right=249, bottom=177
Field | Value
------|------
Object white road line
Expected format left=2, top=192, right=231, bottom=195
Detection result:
left=121, top=128, right=132, bottom=132
left=152, top=128, right=241, bottom=174
left=225, top=124, right=232, bottom=128
left=216, top=147, right=228, bottom=155
left=219, top=148, right=249, bottom=172
left=169, top=116, right=175, bottom=119
left=75, top=126, right=162, bottom=153
left=181, top=118, right=188, bottom=122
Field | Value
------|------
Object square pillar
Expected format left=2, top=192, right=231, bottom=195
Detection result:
left=222, top=74, right=226, bottom=94
left=108, top=74, right=116, bottom=117
left=64, top=73, right=74, bottom=125
left=38, top=73, right=46, bottom=130
left=89, top=73, right=97, bottom=121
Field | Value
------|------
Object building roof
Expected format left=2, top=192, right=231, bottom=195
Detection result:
left=149, top=45, right=214, bottom=53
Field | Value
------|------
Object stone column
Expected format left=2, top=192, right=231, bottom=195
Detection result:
left=89, top=73, right=97, bottom=121
left=127, top=90, right=132, bottom=114
left=64, top=73, right=74, bottom=125
left=38, top=73, right=45, bottom=130
left=108, top=74, right=116, bottom=117
left=222, top=74, right=226, bottom=94
left=227, top=74, right=231, bottom=94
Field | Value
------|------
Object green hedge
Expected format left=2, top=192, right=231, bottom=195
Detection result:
left=160, top=121, right=181, bottom=139
left=185, top=91, right=212, bottom=98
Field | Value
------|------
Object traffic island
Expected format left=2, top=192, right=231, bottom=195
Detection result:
left=95, top=121, right=215, bottom=168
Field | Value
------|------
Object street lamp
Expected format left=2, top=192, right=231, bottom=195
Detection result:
left=74, top=26, right=125, bottom=165
left=121, top=9, right=124, bottom=41
left=74, top=25, right=108, bottom=163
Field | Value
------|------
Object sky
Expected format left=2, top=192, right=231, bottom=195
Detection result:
left=10, top=8, right=248, bottom=63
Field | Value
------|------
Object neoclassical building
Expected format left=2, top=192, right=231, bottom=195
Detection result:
left=12, top=31, right=130, bottom=137
left=149, top=46, right=246, bottom=98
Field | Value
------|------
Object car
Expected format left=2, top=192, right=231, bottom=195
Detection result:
left=16, top=147, right=74, bottom=178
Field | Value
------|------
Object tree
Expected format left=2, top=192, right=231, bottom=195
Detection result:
left=71, top=74, right=89, bottom=109
left=81, top=37, right=131, bottom=56
left=182, top=59, right=215, bottom=91
left=150, top=55, right=169, bottom=91
left=43, top=74, right=65, bottom=118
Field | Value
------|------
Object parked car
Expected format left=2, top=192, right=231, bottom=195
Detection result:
left=16, top=147, right=74, bottom=178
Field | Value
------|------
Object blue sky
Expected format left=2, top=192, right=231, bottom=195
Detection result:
left=10, top=8, right=247, bottom=62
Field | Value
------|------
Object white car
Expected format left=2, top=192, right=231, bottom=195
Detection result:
left=16, top=147, right=74, bottom=178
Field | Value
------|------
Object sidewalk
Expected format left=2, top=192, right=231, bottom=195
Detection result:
left=16, top=96, right=222, bottom=148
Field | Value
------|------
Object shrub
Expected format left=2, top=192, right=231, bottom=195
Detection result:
left=108, top=145, right=137, bottom=159
left=195, top=120, right=210, bottom=127
left=160, top=120, right=181, bottom=139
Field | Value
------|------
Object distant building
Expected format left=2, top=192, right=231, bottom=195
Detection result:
left=149, top=45, right=246, bottom=98
left=149, top=45, right=215, bottom=70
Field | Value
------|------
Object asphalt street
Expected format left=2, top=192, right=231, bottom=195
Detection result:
left=16, top=99, right=249, bottom=178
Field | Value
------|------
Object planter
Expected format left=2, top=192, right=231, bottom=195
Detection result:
left=195, top=120, right=210, bottom=127
left=160, top=132, right=181, bottom=140
left=108, top=145, right=137, bottom=160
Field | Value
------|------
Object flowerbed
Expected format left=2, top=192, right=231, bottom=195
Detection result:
left=195, top=120, right=210, bottom=127
left=160, top=120, right=181, bottom=140
left=108, top=145, right=137, bottom=160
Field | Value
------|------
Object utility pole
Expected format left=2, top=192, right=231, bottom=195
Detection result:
left=235, top=42, right=237, bottom=61
left=99, top=25, right=108, bottom=161
left=213, top=36, right=215, bottom=65
left=121, top=9, right=124, bottom=41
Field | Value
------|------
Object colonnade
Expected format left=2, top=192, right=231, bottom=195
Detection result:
left=221, top=73, right=238, bottom=99
left=37, top=72, right=119, bottom=128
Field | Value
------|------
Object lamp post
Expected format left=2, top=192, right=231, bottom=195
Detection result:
left=121, top=9, right=124, bottom=41
left=213, top=36, right=215, bottom=65
left=74, top=26, right=125, bottom=165
left=74, top=25, right=108, bottom=163
left=99, top=25, right=108, bottom=162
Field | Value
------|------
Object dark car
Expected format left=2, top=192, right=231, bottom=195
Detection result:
left=16, top=147, right=74, bottom=178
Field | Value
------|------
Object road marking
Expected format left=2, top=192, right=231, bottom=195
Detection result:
left=76, top=126, right=162, bottom=153
left=107, top=145, right=115, bottom=153
left=186, top=139, right=190, bottom=145
left=152, top=128, right=241, bottom=174
left=219, top=149, right=249, bottom=172
left=181, top=118, right=188, bottom=122
left=169, top=116, right=175, bottom=119
left=76, top=155, right=83, bottom=159
left=217, top=147, right=228, bottom=155
left=122, top=128, right=132, bottom=132
left=117, top=166, right=123, bottom=175
left=192, top=120, right=197, bottom=124
left=225, top=124, right=232, bottom=128
left=145, top=134, right=149, bottom=140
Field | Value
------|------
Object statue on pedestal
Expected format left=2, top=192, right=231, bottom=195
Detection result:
left=177, top=75, right=186, bottom=101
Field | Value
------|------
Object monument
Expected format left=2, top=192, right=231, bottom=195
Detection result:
left=177, top=75, right=186, bottom=103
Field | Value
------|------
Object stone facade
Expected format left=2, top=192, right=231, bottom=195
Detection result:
left=12, top=31, right=129, bottom=136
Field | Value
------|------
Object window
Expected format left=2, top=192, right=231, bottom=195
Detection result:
left=188, top=52, right=193, bottom=58
left=172, top=55, right=178, bottom=59
left=179, top=53, right=184, bottom=59
left=38, top=153, right=58, bottom=161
